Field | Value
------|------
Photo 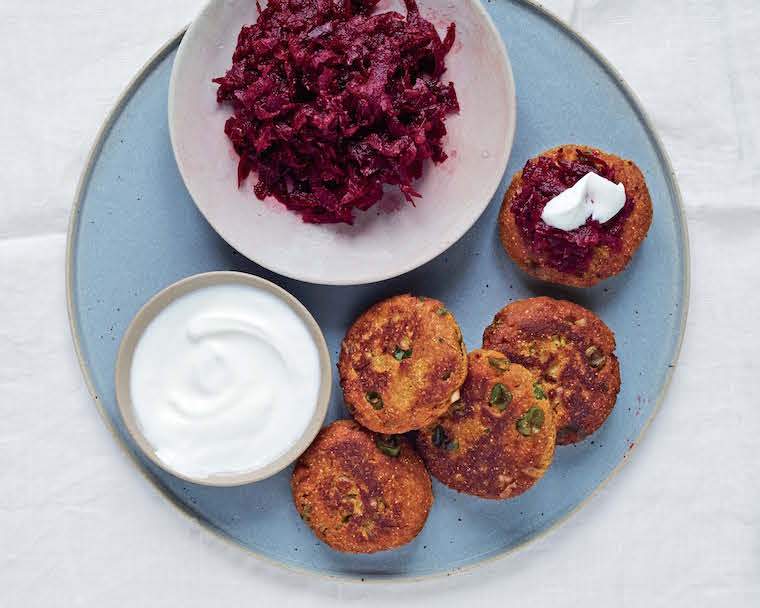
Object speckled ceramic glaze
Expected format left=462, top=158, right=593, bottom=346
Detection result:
left=67, top=0, right=688, bottom=580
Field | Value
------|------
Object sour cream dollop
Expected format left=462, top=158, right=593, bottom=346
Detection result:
left=129, top=283, right=321, bottom=480
left=540, top=172, right=626, bottom=231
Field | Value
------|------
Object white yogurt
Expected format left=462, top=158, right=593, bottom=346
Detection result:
left=129, top=283, right=321, bottom=479
left=541, top=172, right=626, bottom=231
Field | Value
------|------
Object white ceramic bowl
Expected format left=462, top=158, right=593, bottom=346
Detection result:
left=169, top=0, right=515, bottom=286
left=114, top=272, right=332, bottom=487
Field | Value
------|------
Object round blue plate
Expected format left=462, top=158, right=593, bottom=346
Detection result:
left=67, top=0, right=689, bottom=580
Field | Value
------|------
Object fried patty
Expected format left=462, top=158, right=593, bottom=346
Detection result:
left=291, top=420, right=433, bottom=554
left=338, top=294, right=468, bottom=434
left=416, top=349, right=556, bottom=499
left=483, top=297, right=621, bottom=445
left=499, top=145, right=653, bottom=287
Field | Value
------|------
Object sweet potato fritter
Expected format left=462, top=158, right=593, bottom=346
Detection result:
left=416, top=349, right=556, bottom=499
left=291, top=420, right=433, bottom=553
left=339, top=294, right=467, bottom=434
left=483, top=297, right=621, bottom=445
left=499, top=145, right=653, bottom=287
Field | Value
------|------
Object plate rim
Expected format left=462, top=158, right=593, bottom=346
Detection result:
left=66, top=0, right=691, bottom=583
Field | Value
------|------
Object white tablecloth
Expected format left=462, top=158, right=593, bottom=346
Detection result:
left=2, top=1, right=758, bottom=605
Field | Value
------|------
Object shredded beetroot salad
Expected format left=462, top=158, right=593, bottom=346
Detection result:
left=213, top=0, right=459, bottom=224
left=511, top=150, right=634, bottom=274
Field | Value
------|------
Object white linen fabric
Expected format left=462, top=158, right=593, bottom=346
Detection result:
left=1, top=1, right=757, bottom=605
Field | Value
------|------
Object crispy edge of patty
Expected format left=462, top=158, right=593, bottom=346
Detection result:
left=338, top=294, right=468, bottom=434
left=482, top=297, right=621, bottom=445
left=416, top=349, right=556, bottom=499
left=290, top=420, right=433, bottom=554
left=498, top=144, right=654, bottom=288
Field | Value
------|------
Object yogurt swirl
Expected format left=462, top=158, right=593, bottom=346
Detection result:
left=129, top=283, right=321, bottom=479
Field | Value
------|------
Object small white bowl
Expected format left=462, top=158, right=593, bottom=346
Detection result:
left=114, top=272, right=332, bottom=487
left=169, top=0, right=516, bottom=286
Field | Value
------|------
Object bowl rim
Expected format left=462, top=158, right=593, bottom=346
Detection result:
left=113, top=271, right=333, bottom=487
left=167, top=0, right=517, bottom=286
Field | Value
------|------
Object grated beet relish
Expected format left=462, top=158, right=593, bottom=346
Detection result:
left=511, top=149, right=634, bottom=274
left=213, top=0, right=459, bottom=224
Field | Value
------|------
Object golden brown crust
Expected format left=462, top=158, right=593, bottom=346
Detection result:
left=290, top=420, right=433, bottom=553
left=416, top=350, right=556, bottom=499
left=482, top=298, right=621, bottom=445
left=338, top=294, right=468, bottom=434
left=499, top=145, right=653, bottom=287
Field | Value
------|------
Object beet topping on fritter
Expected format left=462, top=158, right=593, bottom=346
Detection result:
left=214, top=0, right=459, bottom=224
left=510, top=148, right=634, bottom=275
left=498, top=145, right=653, bottom=287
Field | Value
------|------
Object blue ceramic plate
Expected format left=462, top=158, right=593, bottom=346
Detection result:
left=67, top=0, right=689, bottom=580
